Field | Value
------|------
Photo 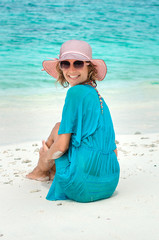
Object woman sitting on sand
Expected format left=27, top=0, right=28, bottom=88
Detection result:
left=27, top=39, right=120, bottom=203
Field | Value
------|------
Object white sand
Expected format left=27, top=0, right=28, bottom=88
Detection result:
left=0, top=133, right=159, bottom=240
left=1, top=81, right=159, bottom=146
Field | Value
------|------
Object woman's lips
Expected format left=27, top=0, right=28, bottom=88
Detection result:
left=68, top=75, right=80, bottom=79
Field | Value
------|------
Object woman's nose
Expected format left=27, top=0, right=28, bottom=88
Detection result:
left=69, top=63, right=76, bottom=71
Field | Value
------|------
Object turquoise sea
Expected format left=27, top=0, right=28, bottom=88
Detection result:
left=0, top=0, right=159, bottom=94
left=0, top=0, right=159, bottom=144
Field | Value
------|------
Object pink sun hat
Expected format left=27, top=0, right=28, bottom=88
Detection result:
left=42, top=40, right=107, bottom=81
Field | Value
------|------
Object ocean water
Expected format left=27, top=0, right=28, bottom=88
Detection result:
left=0, top=0, right=159, bottom=144
left=0, top=0, right=159, bottom=94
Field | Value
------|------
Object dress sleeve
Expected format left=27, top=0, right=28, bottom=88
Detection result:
left=58, top=85, right=101, bottom=147
left=58, top=86, right=84, bottom=136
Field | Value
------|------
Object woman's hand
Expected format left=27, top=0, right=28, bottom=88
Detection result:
left=114, top=148, right=118, bottom=157
left=38, top=140, right=53, bottom=171
left=39, top=140, right=49, bottom=156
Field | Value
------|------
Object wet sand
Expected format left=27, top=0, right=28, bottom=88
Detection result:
left=1, top=81, right=159, bottom=146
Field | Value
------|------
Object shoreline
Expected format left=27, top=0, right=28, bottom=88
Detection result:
left=1, top=81, right=159, bottom=146
left=0, top=132, right=159, bottom=239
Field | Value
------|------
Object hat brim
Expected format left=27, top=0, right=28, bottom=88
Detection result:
left=91, top=59, right=107, bottom=81
left=42, top=58, right=107, bottom=81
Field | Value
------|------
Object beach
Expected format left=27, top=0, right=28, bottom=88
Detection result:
left=1, top=80, right=159, bottom=146
left=1, top=81, right=159, bottom=239
left=1, top=61, right=159, bottom=240
left=1, top=0, right=159, bottom=238
left=0, top=133, right=159, bottom=239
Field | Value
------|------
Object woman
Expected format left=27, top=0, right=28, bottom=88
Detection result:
left=27, top=40, right=120, bottom=202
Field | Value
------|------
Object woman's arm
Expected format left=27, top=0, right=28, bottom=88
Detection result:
left=38, top=133, right=72, bottom=171
left=47, top=133, right=71, bottom=160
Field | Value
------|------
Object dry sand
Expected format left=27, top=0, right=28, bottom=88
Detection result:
left=0, top=133, right=159, bottom=240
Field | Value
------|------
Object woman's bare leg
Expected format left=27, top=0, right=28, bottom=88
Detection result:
left=26, top=122, right=60, bottom=181
left=45, top=122, right=61, bottom=180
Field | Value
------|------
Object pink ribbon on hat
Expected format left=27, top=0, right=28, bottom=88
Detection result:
left=60, top=51, right=91, bottom=60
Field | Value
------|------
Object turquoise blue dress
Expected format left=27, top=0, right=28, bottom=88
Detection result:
left=46, top=84, right=120, bottom=202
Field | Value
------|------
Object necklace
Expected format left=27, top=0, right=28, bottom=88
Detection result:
left=84, top=80, right=103, bottom=114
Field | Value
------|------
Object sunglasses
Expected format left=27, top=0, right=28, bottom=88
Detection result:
left=59, top=60, right=89, bottom=70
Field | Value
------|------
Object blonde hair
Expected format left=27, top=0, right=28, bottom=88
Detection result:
left=55, top=61, right=98, bottom=88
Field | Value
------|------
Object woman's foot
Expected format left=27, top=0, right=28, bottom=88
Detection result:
left=26, top=166, right=50, bottom=182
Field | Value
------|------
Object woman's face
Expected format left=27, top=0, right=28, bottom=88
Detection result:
left=61, top=59, right=89, bottom=87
